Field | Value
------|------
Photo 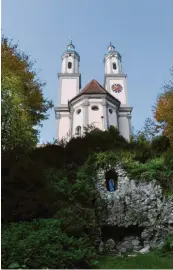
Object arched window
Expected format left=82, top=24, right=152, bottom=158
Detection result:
left=105, top=170, right=118, bottom=192
left=75, top=126, right=81, bottom=136
left=68, top=62, right=72, bottom=69
left=76, top=109, right=81, bottom=114
left=91, top=105, right=99, bottom=111
left=113, top=62, right=116, bottom=70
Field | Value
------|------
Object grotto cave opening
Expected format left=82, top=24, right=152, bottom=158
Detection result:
left=101, top=225, right=144, bottom=242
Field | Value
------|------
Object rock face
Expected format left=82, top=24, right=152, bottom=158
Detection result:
left=96, top=166, right=173, bottom=254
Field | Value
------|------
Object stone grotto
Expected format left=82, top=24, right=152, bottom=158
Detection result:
left=96, top=165, right=173, bottom=255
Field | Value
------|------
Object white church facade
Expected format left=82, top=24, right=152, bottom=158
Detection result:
left=55, top=41, right=133, bottom=141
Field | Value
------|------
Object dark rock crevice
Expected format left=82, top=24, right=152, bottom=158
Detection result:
left=100, top=225, right=145, bottom=254
left=101, top=225, right=144, bottom=242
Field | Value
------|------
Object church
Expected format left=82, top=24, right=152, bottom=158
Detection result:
left=55, top=41, right=133, bottom=141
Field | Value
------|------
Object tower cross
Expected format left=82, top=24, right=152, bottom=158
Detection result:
left=69, top=35, right=72, bottom=44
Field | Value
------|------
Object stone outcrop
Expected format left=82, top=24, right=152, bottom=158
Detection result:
left=96, top=166, right=173, bottom=254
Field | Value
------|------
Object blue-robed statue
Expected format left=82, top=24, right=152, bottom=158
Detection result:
left=108, top=178, right=115, bottom=192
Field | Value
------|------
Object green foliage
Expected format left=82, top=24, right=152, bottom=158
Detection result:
left=161, top=235, right=173, bottom=254
left=151, top=135, right=170, bottom=156
left=1, top=151, right=100, bottom=266
left=1, top=219, right=98, bottom=269
left=29, top=144, right=66, bottom=170
left=163, top=148, right=173, bottom=170
left=2, top=147, right=101, bottom=253
left=85, top=147, right=173, bottom=193
left=65, top=126, right=129, bottom=166
left=120, top=149, right=173, bottom=192
left=130, top=131, right=153, bottom=162
left=1, top=70, right=37, bottom=152
left=142, top=117, right=159, bottom=140
left=98, top=236, right=173, bottom=268
left=130, top=126, right=170, bottom=163
left=1, top=155, right=57, bottom=222
left=2, top=86, right=173, bottom=269
left=58, top=164, right=100, bottom=241
left=122, top=157, right=164, bottom=181
left=2, top=35, right=173, bottom=270
left=93, top=151, right=120, bottom=171
left=154, top=67, right=173, bottom=146
left=85, top=148, right=172, bottom=190
left=1, top=36, right=53, bottom=152
left=83, top=123, right=99, bottom=135
left=97, top=251, right=173, bottom=269
left=2, top=122, right=172, bottom=224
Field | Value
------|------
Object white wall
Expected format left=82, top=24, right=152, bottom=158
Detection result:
left=74, top=58, right=79, bottom=73
left=60, top=78, right=77, bottom=104
left=105, top=55, right=122, bottom=75
left=109, top=78, right=127, bottom=105
left=62, top=58, right=66, bottom=73
left=118, top=115, right=130, bottom=141
left=105, top=60, right=111, bottom=74
left=58, top=114, right=70, bottom=140
left=107, top=106, right=118, bottom=128
left=72, top=102, right=84, bottom=135
left=88, top=102, right=103, bottom=130
left=61, top=55, right=79, bottom=74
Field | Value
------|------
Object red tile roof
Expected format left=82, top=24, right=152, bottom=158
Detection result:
left=69, top=79, right=120, bottom=107
left=79, top=79, right=107, bottom=94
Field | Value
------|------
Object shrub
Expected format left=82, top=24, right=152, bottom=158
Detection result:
left=30, top=144, right=66, bottom=170
left=163, top=148, right=173, bottom=170
left=151, top=135, right=170, bottom=156
left=121, top=152, right=173, bottom=192
left=1, top=146, right=101, bottom=245
left=65, top=126, right=129, bottom=167
left=1, top=219, right=98, bottom=269
left=160, top=235, right=173, bottom=254
left=45, top=166, right=100, bottom=240
left=122, top=157, right=164, bottom=180
left=1, top=154, right=56, bottom=222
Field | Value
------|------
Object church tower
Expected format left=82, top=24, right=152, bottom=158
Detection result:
left=104, top=42, right=132, bottom=140
left=55, top=41, right=81, bottom=140
left=58, top=41, right=81, bottom=105
left=55, top=41, right=132, bottom=143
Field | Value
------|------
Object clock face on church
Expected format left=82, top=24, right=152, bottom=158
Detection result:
left=112, top=84, right=123, bottom=93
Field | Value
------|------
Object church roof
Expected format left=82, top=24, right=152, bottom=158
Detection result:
left=79, top=79, right=107, bottom=94
left=69, top=79, right=121, bottom=106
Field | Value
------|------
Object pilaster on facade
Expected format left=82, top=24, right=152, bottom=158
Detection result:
left=101, top=99, right=108, bottom=130
left=55, top=112, right=61, bottom=141
left=55, top=111, right=61, bottom=120
left=82, top=99, right=89, bottom=107
left=82, top=99, right=89, bottom=130
left=69, top=113, right=73, bottom=137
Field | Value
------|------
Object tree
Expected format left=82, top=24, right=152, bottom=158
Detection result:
left=1, top=72, right=37, bottom=151
left=142, top=117, right=159, bottom=140
left=154, top=68, right=173, bottom=146
left=1, top=37, right=53, bottom=151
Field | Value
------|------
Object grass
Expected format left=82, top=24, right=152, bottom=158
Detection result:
left=97, top=251, right=173, bottom=269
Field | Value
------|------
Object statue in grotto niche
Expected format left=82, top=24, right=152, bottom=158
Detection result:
left=105, top=170, right=118, bottom=192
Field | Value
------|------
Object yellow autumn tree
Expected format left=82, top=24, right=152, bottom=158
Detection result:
left=154, top=68, right=173, bottom=146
